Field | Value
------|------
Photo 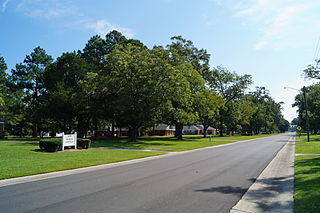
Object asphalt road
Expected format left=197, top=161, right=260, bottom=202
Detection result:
left=0, top=133, right=293, bottom=213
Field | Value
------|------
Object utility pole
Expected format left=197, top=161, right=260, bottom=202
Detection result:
left=284, top=86, right=310, bottom=142
left=302, top=86, right=310, bottom=142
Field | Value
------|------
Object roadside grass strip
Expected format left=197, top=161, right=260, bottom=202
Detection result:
left=92, top=137, right=234, bottom=152
left=294, top=155, right=320, bottom=213
left=0, top=142, right=163, bottom=180
left=294, top=134, right=320, bottom=213
left=91, top=134, right=280, bottom=152
left=295, top=134, right=320, bottom=154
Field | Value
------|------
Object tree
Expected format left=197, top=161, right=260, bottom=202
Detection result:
left=304, top=59, right=320, bottom=80
left=226, top=98, right=257, bottom=135
left=80, top=30, right=146, bottom=137
left=11, top=47, right=53, bottom=137
left=103, top=44, right=174, bottom=141
left=291, top=118, right=300, bottom=125
left=0, top=56, right=7, bottom=107
left=168, top=36, right=211, bottom=79
left=193, top=88, right=223, bottom=137
left=207, top=66, right=252, bottom=136
left=293, top=84, right=320, bottom=134
left=162, top=36, right=208, bottom=139
left=0, top=56, right=28, bottom=137
left=43, top=52, right=88, bottom=135
left=245, top=87, right=288, bottom=134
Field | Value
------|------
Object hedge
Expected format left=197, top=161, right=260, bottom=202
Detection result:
left=39, top=138, right=91, bottom=152
left=78, top=139, right=91, bottom=149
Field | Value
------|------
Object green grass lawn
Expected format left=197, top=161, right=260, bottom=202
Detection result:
left=295, top=134, right=320, bottom=153
left=0, top=142, right=163, bottom=180
left=294, top=133, right=320, bottom=212
left=91, top=133, right=280, bottom=152
left=294, top=155, right=320, bottom=213
left=210, top=133, right=280, bottom=141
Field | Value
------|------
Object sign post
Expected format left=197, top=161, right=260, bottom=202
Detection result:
left=296, top=126, right=302, bottom=137
left=62, top=132, right=77, bottom=151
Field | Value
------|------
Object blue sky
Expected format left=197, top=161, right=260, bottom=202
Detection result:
left=1, top=0, right=320, bottom=121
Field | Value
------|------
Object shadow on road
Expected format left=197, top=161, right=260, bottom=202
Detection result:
left=195, top=186, right=246, bottom=194
left=195, top=175, right=293, bottom=212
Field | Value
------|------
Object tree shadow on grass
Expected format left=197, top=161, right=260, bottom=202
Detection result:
left=0, top=138, right=40, bottom=142
left=2, top=142, right=39, bottom=146
left=92, top=140, right=175, bottom=150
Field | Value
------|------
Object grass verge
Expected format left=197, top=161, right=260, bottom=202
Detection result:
left=295, top=134, right=320, bottom=153
left=91, top=133, right=280, bottom=152
left=294, top=155, right=320, bottom=213
left=0, top=142, right=163, bottom=180
left=294, top=133, right=320, bottom=212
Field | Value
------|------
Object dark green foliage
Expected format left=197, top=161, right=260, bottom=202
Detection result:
left=293, top=83, right=320, bottom=134
left=39, top=139, right=62, bottom=152
left=2, top=31, right=288, bottom=141
left=303, top=59, right=320, bottom=80
left=10, top=47, right=53, bottom=137
left=77, top=139, right=91, bottom=149
left=206, top=66, right=253, bottom=136
left=43, top=52, right=89, bottom=135
left=39, top=138, right=91, bottom=152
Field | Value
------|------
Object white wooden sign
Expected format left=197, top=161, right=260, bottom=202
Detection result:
left=62, top=132, right=77, bottom=151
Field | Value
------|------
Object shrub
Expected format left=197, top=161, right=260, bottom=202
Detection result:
left=77, top=139, right=91, bottom=149
left=39, top=138, right=91, bottom=152
left=39, top=139, right=62, bottom=152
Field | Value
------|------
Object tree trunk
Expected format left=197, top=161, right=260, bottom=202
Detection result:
left=111, top=121, right=115, bottom=138
left=50, top=131, right=56, bottom=138
left=219, top=119, right=224, bottom=137
left=129, top=126, right=138, bottom=142
left=203, top=125, right=208, bottom=138
left=175, top=123, right=183, bottom=140
left=32, top=125, right=38, bottom=138
left=152, top=124, right=156, bottom=136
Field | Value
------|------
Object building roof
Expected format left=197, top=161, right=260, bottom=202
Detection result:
left=196, top=125, right=216, bottom=130
left=183, top=125, right=201, bottom=131
left=154, top=124, right=175, bottom=131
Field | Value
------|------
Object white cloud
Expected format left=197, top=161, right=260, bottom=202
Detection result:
left=15, top=0, right=82, bottom=19
left=86, top=19, right=135, bottom=38
left=4, top=1, right=136, bottom=38
left=2, top=0, right=10, bottom=12
left=212, top=0, right=320, bottom=50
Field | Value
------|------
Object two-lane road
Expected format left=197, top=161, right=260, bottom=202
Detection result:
left=0, top=133, right=294, bottom=213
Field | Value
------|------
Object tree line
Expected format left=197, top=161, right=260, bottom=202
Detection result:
left=0, top=31, right=289, bottom=141
left=292, top=60, right=320, bottom=133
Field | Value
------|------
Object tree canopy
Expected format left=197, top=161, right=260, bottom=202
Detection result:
left=0, top=31, right=289, bottom=140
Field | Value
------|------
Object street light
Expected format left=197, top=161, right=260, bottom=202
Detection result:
left=284, top=86, right=310, bottom=142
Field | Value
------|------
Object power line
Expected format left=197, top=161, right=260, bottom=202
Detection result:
left=313, top=36, right=320, bottom=64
